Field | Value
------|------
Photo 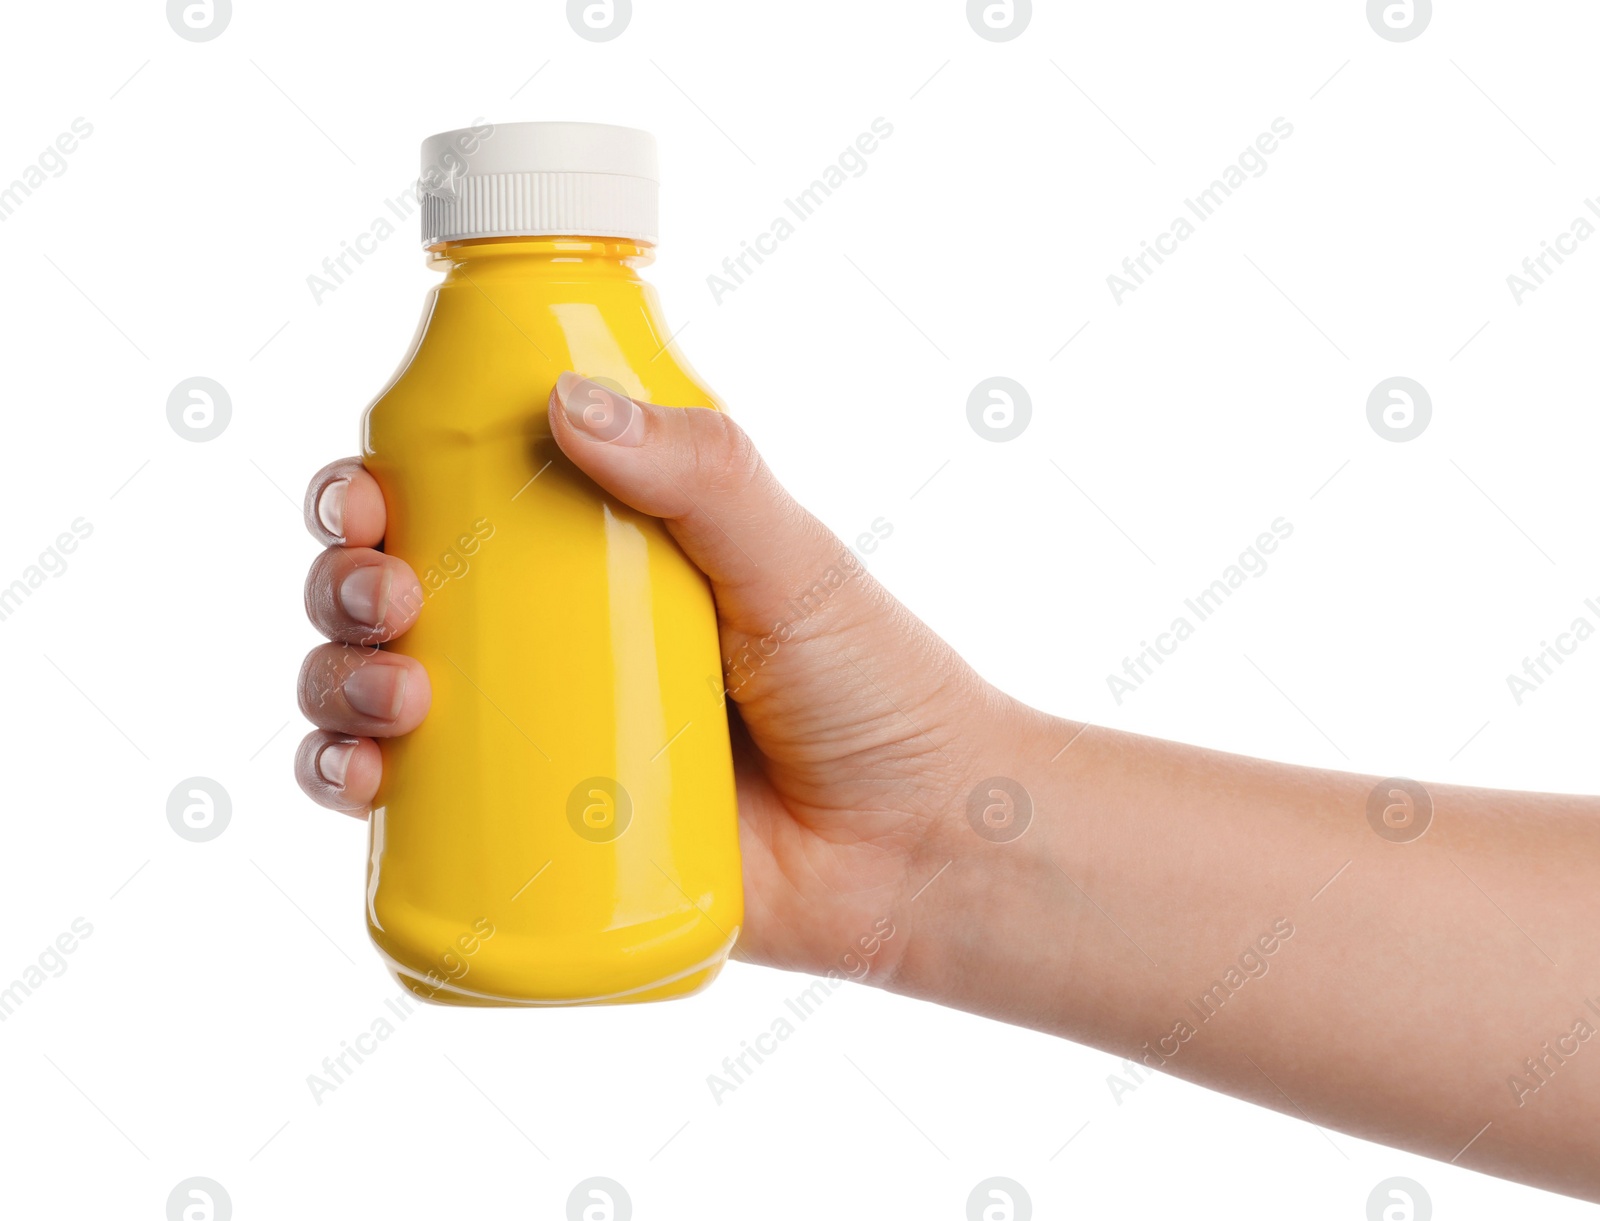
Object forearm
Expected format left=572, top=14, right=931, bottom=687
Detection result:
left=888, top=701, right=1600, bottom=1200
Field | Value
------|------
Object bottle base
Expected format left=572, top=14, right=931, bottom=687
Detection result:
left=390, top=951, right=730, bottom=1008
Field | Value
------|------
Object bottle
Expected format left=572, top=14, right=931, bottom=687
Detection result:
left=359, top=121, right=742, bottom=1005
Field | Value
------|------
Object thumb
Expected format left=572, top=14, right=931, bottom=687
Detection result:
left=546, top=371, right=985, bottom=799
left=547, top=371, right=855, bottom=639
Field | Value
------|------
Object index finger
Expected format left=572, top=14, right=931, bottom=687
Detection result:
left=304, top=457, right=387, bottom=549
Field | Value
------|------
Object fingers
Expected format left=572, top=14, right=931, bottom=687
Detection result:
left=304, top=457, right=387, bottom=548
left=546, top=372, right=849, bottom=624
left=300, top=458, right=415, bottom=819
left=304, top=547, right=424, bottom=644
left=294, top=731, right=383, bottom=816
left=297, top=645, right=432, bottom=738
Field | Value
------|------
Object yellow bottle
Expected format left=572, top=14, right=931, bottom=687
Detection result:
left=359, top=121, right=742, bottom=1005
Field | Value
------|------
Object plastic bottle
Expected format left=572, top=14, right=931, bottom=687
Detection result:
left=359, top=121, right=742, bottom=1005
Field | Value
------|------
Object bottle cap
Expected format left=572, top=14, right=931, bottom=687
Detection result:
left=418, top=121, right=659, bottom=247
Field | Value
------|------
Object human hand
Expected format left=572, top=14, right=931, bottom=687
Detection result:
left=295, top=373, right=1019, bottom=982
left=293, top=374, right=1600, bottom=1201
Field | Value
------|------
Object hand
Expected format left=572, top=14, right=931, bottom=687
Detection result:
left=295, top=372, right=1015, bottom=981
left=294, top=375, right=1600, bottom=1200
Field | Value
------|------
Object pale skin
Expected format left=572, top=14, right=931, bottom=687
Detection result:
left=296, top=372, right=1600, bottom=1202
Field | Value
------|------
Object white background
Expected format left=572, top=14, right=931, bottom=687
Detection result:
left=1, top=0, right=1596, bottom=1217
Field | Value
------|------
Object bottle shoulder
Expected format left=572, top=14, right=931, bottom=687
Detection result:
left=363, top=280, right=721, bottom=447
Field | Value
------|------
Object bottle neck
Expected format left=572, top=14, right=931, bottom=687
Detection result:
left=427, top=235, right=654, bottom=280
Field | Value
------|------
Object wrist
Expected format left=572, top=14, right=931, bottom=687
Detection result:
left=874, top=692, right=1096, bottom=1011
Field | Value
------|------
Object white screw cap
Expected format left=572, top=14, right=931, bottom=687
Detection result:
left=418, top=121, right=659, bottom=247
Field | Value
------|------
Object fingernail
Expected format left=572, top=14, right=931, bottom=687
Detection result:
left=317, top=477, right=349, bottom=541
left=555, top=371, right=642, bottom=445
left=554, top=370, right=586, bottom=404
left=316, top=739, right=359, bottom=788
left=345, top=665, right=408, bottom=720
left=339, top=565, right=392, bottom=628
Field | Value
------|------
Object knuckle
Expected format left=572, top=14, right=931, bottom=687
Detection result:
left=693, top=410, right=763, bottom=498
left=293, top=731, right=326, bottom=789
left=302, top=549, right=344, bottom=625
left=296, top=648, right=333, bottom=718
left=297, top=645, right=369, bottom=718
